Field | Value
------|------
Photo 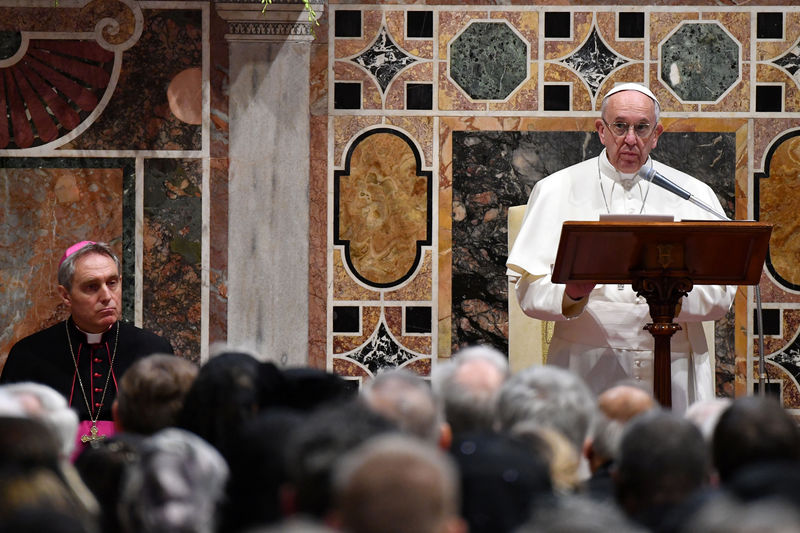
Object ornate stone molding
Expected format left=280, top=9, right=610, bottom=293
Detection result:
left=215, top=1, right=324, bottom=42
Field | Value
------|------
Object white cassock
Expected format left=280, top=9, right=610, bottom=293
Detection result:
left=506, top=149, right=736, bottom=413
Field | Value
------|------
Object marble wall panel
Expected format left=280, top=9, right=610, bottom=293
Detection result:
left=439, top=63, right=486, bottom=111
left=143, top=158, right=202, bottom=362
left=66, top=9, right=202, bottom=151
left=543, top=64, right=593, bottom=110
left=0, top=164, right=124, bottom=371
left=384, top=116, right=435, bottom=168
left=595, top=12, right=645, bottom=61
left=384, top=62, right=434, bottom=110
left=334, top=9, right=385, bottom=59
left=757, top=12, right=800, bottom=62
left=385, top=10, right=434, bottom=60
left=757, top=64, right=800, bottom=113
left=438, top=11, right=488, bottom=61
left=544, top=11, right=593, bottom=61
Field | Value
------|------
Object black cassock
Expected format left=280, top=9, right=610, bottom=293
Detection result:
left=1, top=318, right=173, bottom=421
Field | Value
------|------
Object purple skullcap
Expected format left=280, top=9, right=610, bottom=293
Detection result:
left=59, top=241, right=96, bottom=267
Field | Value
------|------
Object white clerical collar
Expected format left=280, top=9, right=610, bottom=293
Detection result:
left=75, top=324, right=105, bottom=344
left=599, top=150, right=650, bottom=191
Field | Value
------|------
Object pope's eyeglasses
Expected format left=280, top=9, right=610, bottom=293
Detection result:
left=602, top=119, right=655, bottom=139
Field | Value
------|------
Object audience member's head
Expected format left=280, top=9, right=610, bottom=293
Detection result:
left=0, top=382, right=80, bottom=460
left=283, top=399, right=397, bottom=519
left=615, top=410, right=709, bottom=529
left=177, top=350, right=284, bottom=458
left=496, top=365, right=596, bottom=454
left=518, top=493, right=647, bottom=533
left=431, top=344, right=509, bottom=436
left=74, top=433, right=144, bottom=533
left=333, top=434, right=466, bottom=533
left=584, top=412, right=625, bottom=473
left=223, top=408, right=307, bottom=532
left=362, top=368, right=446, bottom=446
left=681, top=495, right=800, bottom=533
left=450, top=431, right=552, bottom=533
left=712, top=395, right=800, bottom=485
left=281, top=367, right=356, bottom=411
left=511, top=422, right=581, bottom=492
left=598, top=383, right=655, bottom=422
left=117, top=428, right=229, bottom=533
left=684, top=397, right=731, bottom=443
left=114, top=354, right=198, bottom=435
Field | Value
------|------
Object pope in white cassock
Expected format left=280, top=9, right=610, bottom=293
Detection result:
left=506, top=83, right=736, bottom=413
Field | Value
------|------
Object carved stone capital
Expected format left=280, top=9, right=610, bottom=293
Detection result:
left=215, top=1, right=324, bottom=42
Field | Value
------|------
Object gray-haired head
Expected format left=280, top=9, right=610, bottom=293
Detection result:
left=361, top=368, right=442, bottom=444
left=118, top=427, right=229, bottom=533
left=0, top=382, right=80, bottom=460
left=58, top=241, right=120, bottom=291
left=431, top=344, right=509, bottom=435
left=496, top=365, right=596, bottom=453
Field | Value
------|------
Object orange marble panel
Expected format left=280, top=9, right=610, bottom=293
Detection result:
left=759, top=274, right=800, bottom=305
left=333, top=116, right=383, bottom=168
left=754, top=119, right=800, bottom=172
left=439, top=63, right=486, bottom=111
left=733, top=286, right=747, bottom=398
left=489, top=64, right=538, bottom=112
left=544, top=11, right=593, bottom=61
left=403, top=358, right=431, bottom=378
left=333, top=62, right=382, bottom=110
left=700, top=64, right=750, bottom=113
left=595, top=11, right=644, bottom=61
left=334, top=9, right=385, bottom=58
left=333, top=250, right=381, bottom=301
left=333, top=306, right=381, bottom=353
left=490, top=11, right=539, bottom=59
left=333, top=357, right=370, bottom=380
left=0, top=167, right=123, bottom=369
left=756, top=64, right=800, bottom=113
left=338, top=132, right=429, bottom=286
left=439, top=11, right=488, bottom=60
left=759, top=134, right=800, bottom=288
left=757, top=12, right=800, bottom=62
left=384, top=306, right=432, bottom=354
left=385, top=116, right=435, bottom=168
left=309, top=113, right=329, bottom=369
left=595, top=63, right=646, bottom=110
left=543, top=63, right=592, bottom=111
left=384, top=61, right=434, bottom=111
left=385, top=10, right=434, bottom=60
left=755, top=309, right=800, bottom=357
left=649, top=64, right=698, bottom=113
left=752, top=361, right=800, bottom=408
left=649, top=12, right=700, bottom=59
left=310, top=17, right=330, bottom=117
left=385, top=250, right=433, bottom=302
left=700, top=11, right=750, bottom=60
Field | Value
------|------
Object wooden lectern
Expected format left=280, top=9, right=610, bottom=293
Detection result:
left=551, top=220, right=772, bottom=408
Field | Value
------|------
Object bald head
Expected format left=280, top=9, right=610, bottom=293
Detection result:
left=598, top=385, right=655, bottom=422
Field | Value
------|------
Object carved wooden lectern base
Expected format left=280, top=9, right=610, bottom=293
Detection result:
left=632, top=275, right=693, bottom=407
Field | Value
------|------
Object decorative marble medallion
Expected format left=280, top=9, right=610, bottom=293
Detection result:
left=449, top=21, right=528, bottom=101
left=774, top=43, right=800, bottom=80
left=561, top=27, right=628, bottom=98
left=660, top=22, right=740, bottom=102
left=343, top=320, right=419, bottom=375
left=334, top=128, right=432, bottom=288
left=352, top=25, right=417, bottom=93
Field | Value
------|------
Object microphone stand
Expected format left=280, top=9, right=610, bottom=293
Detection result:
left=642, top=165, right=767, bottom=395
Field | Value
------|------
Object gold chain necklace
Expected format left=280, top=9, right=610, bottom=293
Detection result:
left=66, top=320, right=119, bottom=443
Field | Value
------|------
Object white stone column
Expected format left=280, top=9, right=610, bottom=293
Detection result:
left=217, top=1, right=323, bottom=366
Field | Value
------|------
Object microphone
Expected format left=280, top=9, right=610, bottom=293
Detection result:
left=637, top=165, right=728, bottom=220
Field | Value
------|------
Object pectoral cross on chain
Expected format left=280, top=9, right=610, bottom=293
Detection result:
left=80, top=423, right=105, bottom=444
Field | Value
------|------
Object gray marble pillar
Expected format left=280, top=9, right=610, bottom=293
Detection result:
left=217, top=2, right=322, bottom=366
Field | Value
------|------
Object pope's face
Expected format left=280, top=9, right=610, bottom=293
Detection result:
left=595, top=90, right=664, bottom=174
left=58, top=252, right=122, bottom=333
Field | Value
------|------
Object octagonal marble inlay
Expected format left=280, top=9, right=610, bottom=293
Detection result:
left=449, top=21, right=529, bottom=101
left=660, top=22, right=740, bottom=103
